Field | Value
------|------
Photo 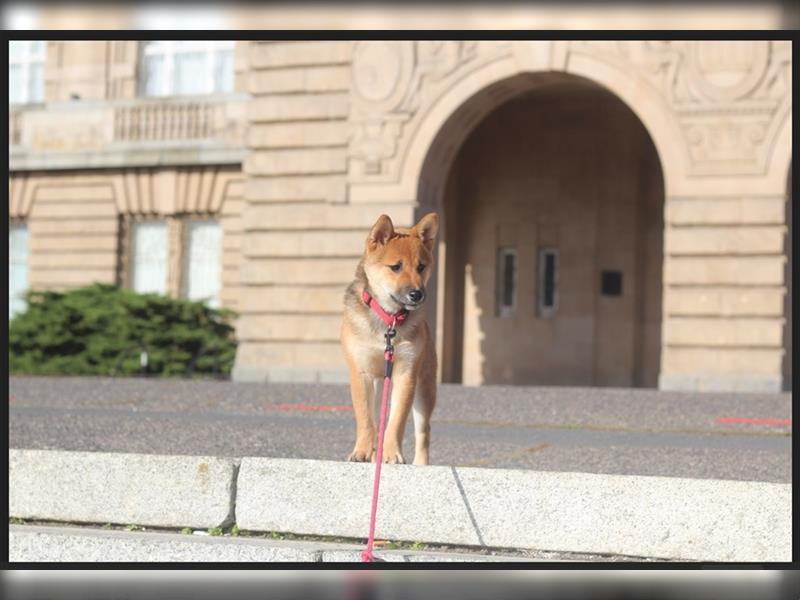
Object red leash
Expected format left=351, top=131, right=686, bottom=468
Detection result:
left=360, top=290, right=406, bottom=563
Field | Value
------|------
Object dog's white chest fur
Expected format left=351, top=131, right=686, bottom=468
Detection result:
left=351, top=336, right=418, bottom=378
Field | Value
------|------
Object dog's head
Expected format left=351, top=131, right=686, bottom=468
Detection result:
left=363, top=212, right=440, bottom=312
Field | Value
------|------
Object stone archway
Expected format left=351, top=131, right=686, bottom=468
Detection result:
left=380, top=46, right=686, bottom=386
left=416, top=73, right=665, bottom=386
left=344, top=41, right=791, bottom=392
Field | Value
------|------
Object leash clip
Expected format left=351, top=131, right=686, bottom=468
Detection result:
left=384, top=318, right=397, bottom=353
left=383, top=317, right=397, bottom=378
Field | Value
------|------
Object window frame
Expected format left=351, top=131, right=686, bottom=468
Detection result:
left=121, top=214, right=223, bottom=308
left=128, top=218, right=171, bottom=296
left=496, top=246, right=518, bottom=318
left=137, top=40, right=235, bottom=98
left=9, top=40, right=46, bottom=105
left=180, top=217, right=222, bottom=309
left=9, top=221, right=30, bottom=320
left=537, top=247, right=559, bottom=319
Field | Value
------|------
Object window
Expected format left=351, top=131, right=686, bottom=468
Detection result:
left=139, top=41, right=234, bottom=97
left=9, top=224, right=29, bottom=320
left=497, top=247, right=517, bottom=317
left=183, top=220, right=222, bottom=308
left=125, top=217, right=223, bottom=307
left=537, top=248, right=558, bottom=318
left=130, top=221, right=169, bottom=295
left=9, top=40, right=45, bottom=104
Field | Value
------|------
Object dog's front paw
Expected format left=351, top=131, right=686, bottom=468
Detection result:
left=347, top=446, right=374, bottom=462
left=381, top=442, right=405, bottom=464
left=383, top=452, right=405, bottom=464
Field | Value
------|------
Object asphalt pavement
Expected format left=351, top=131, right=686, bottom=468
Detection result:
left=9, top=376, right=792, bottom=483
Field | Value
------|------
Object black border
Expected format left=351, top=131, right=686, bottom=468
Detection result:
left=3, top=25, right=798, bottom=582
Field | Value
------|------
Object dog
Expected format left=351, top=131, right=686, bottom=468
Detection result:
left=341, top=212, right=439, bottom=465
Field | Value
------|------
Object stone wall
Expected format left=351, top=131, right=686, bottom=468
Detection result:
left=9, top=168, right=243, bottom=305
left=660, top=194, right=789, bottom=392
left=234, top=41, right=416, bottom=383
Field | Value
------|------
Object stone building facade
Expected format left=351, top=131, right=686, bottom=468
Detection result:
left=8, top=40, right=793, bottom=392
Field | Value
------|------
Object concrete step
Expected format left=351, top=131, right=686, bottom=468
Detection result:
left=9, top=449, right=791, bottom=562
left=10, top=450, right=238, bottom=529
left=9, top=525, right=534, bottom=562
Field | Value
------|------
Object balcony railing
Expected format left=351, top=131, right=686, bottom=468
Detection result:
left=9, top=94, right=247, bottom=170
left=113, top=99, right=226, bottom=143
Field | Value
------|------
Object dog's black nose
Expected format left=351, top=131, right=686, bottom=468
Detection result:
left=408, top=289, right=424, bottom=303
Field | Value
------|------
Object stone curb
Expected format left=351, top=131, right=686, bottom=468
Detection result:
left=8, top=525, right=531, bottom=562
left=9, top=525, right=315, bottom=562
left=236, top=458, right=791, bottom=562
left=10, top=449, right=238, bottom=529
left=10, top=450, right=791, bottom=562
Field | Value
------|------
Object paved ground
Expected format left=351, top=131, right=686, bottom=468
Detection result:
left=9, top=376, right=792, bottom=483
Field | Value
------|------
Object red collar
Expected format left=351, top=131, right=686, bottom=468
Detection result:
left=362, top=289, right=408, bottom=327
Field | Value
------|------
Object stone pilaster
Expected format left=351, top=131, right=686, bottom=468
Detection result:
left=234, top=41, right=358, bottom=383
left=659, top=193, right=789, bottom=392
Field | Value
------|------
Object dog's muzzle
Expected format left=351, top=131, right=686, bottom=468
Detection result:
left=405, top=288, right=425, bottom=308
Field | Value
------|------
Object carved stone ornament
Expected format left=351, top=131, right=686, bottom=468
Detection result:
left=576, top=40, right=788, bottom=176
left=351, top=41, right=414, bottom=114
left=349, top=41, right=485, bottom=178
left=349, top=117, right=405, bottom=175
left=399, top=41, right=479, bottom=112
left=685, top=41, right=771, bottom=103
left=348, top=40, right=790, bottom=184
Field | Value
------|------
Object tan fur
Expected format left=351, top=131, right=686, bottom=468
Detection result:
left=340, top=212, right=439, bottom=465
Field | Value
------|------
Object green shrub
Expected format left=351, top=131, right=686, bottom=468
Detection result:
left=9, top=284, right=237, bottom=377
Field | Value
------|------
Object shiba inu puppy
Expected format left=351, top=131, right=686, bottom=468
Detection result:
left=341, top=212, right=439, bottom=465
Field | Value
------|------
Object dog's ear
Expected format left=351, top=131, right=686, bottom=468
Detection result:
left=367, top=214, right=394, bottom=249
left=414, top=212, right=439, bottom=251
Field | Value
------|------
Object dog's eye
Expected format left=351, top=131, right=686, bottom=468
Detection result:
left=389, top=263, right=402, bottom=272
left=417, top=264, right=425, bottom=273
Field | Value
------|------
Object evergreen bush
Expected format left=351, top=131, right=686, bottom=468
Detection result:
left=9, top=284, right=237, bottom=377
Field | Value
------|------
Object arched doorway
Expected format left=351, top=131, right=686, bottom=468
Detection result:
left=419, top=73, right=665, bottom=387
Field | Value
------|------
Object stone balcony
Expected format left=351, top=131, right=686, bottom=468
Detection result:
left=9, top=94, right=248, bottom=171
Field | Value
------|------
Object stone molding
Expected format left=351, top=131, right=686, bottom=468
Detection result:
left=10, top=94, right=248, bottom=172
left=346, top=41, right=791, bottom=203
